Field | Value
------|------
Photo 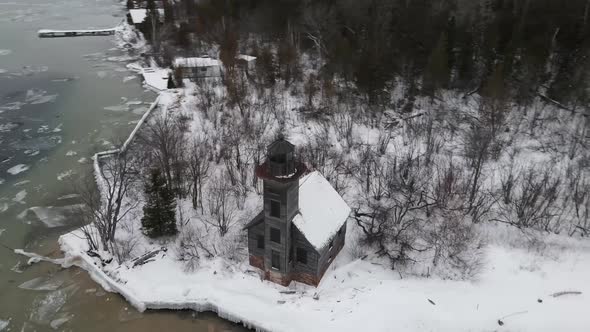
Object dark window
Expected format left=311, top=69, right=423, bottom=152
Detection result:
left=257, top=235, right=264, bottom=249
left=271, top=250, right=281, bottom=270
left=270, top=227, right=281, bottom=244
left=200, top=67, right=207, bottom=72
left=296, top=248, right=307, bottom=265
left=270, top=153, right=286, bottom=163
left=270, top=200, right=281, bottom=218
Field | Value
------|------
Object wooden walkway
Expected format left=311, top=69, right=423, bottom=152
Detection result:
left=38, top=28, right=116, bottom=38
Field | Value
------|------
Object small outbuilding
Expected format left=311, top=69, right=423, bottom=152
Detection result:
left=173, top=57, right=222, bottom=80
left=244, top=138, right=350, bottom=287
left=236, top=54, right=257, bottom=72
left=128, top=8, right=165, bottom=25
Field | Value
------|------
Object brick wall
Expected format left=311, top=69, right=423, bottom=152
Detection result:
left=249, top=255, right=264, bottom=270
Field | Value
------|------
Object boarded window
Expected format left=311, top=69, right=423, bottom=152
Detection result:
left=257, top=235, right=264, bottom=249
left=270, top=200, right=281, bottom=218
left=296, top=248, right=307, bottom=265
left=270, top=227, right=281, bottom=244
left=271, top=250, right=280, bottom=270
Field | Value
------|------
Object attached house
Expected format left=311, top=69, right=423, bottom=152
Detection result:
left=244, top=138, right=351, bottom=287
left=173, top=57, right=222, bottom=80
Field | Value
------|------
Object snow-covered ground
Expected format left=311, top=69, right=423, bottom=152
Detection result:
left=59, top=223, right=590, bottom=332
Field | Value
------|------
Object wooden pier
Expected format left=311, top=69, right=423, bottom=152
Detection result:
left=38, top=28, right=116, bottom=38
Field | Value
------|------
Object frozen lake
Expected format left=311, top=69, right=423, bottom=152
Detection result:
left=0, top=0, right=243, bottom=331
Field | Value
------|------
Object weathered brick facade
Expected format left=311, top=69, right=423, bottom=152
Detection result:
left=249, top=255, right=264, bottom=270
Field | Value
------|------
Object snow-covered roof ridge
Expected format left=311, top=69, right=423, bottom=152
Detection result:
left=293, top=171, right=351, bottom=251
left=173, top=57, right=221, bottom=68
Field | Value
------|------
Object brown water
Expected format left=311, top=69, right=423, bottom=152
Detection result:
left=0, top=1, right=244, bottom=330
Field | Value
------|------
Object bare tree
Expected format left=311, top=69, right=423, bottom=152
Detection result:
left=188, top=136, right=211, bottom=212
left=139, top=112, right=186, bottom=196
left=76, top=149, right=139, bottom=255
left=206, top=172, right=237, bottom=236
left=495, top=166, right=562, bottom=232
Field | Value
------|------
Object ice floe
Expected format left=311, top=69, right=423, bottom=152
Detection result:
left=7, top=164, right=29, bottom=175
left=57, top=170, right=73, bottom=181
left=65, top=150, right=77, bottom=156
left=0, top=101, right=24, bottom=111
left=103, top=104, right=129, bottom=112
left=0, top=318, right=9, bottom=331
left=25, top=89, right=57, bottom=105
left=0, top=49, right=12, bottom=56
left=57, top=194, right=79, bottom=200
left=0, top=122, right=19, bottom=132
left=29, top=287, right=77, bottom=325
left=123, top=75, right=137, bottom=83
left=13, top=189, right=27, bottom=204
left=50, top=315, right=72, bottom=330
left=23, top=205, right=84, bottom=227
left=18, top=276, right=65, bottom=291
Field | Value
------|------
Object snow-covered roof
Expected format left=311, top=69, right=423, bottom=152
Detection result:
left=237, top=54, right=257, bottom=62
left=129, top=9, right=165, bottom=24
left=173, top=57, right=221, bottom=68
left=293, top=171, right=351, bottom=251
left=142, top=67, right=169, bottom=91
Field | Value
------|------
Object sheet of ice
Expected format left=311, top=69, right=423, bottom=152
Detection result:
left=77, top=157, right=87, bottom=164
left=18, top=276, right=64, bottom=291
left=293, top=171, right=351, bottom=250
left=0, top=122, right=19, bottom=132
left=103, top=104, right=129, bottom=112
left=0, top=318, right=9, bottom=331
left=0, top=179, right=4, bottom=185
left=29, top=289, right=68, bottom=324
left=0, top=101, right=24, bottom=111
left=25, top=88, right=57, bottom=105
left=57, top=194, right=79, bottom=200
left=0, top=49, right=11, bottom=56
left=14, top=180, right=30, bottom=186
left=123, top=75, right=137, bottom=83
left=26, top=205, right=84, bottom=227
left=7, top=164, right=29, bottom=175
left=50, top=315, right=72, bottom=330
left=57, top=170, right=73, bottom=181
left=0, top=203, right=7, bottom=213
left=13, top=190, right=27, bottom=204
left=65, top=150, right=77, bottom=156
left=0, top=228, right=5, bottom=237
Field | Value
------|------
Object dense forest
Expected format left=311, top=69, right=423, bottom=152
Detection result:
left=141, top=0, right=590, bottom=111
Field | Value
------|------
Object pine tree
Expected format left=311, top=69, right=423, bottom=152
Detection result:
left=142, top=168, right=178, bottom=238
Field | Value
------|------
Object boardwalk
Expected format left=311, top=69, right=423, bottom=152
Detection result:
left=38, top=28, right=116, bottom=38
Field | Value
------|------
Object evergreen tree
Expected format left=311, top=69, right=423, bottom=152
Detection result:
left=142, top=168, right=177, bottom=238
